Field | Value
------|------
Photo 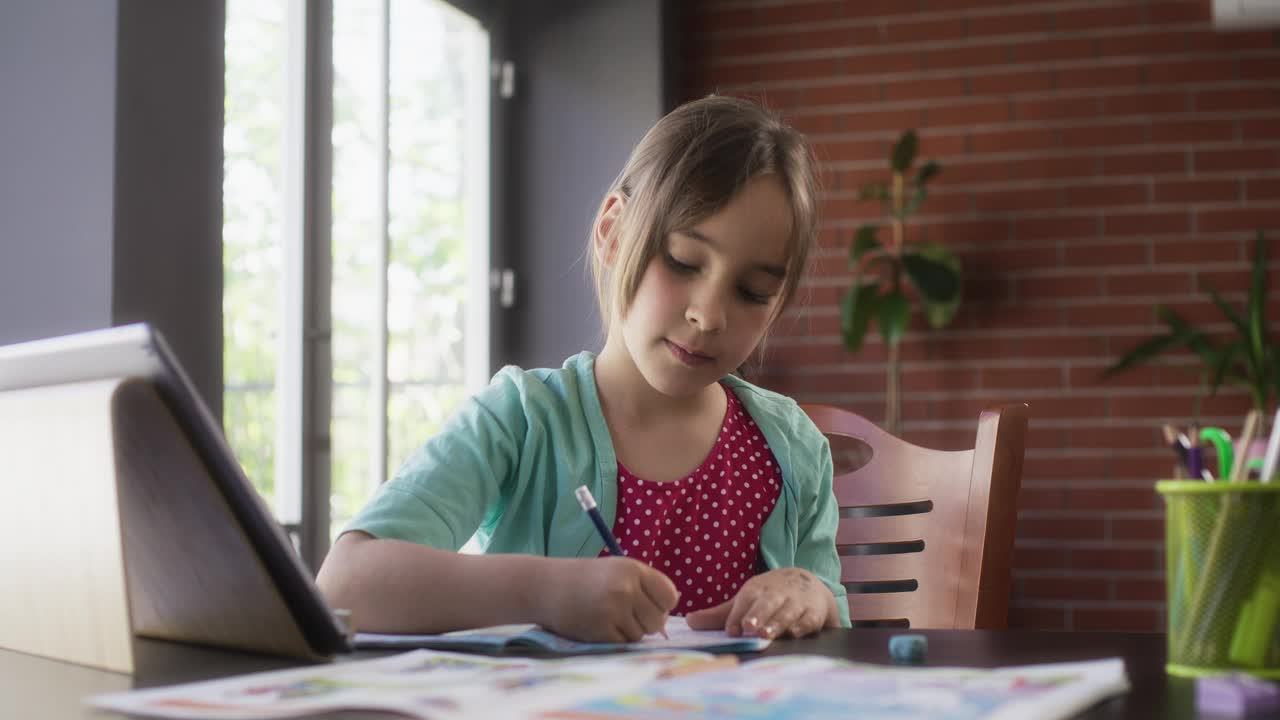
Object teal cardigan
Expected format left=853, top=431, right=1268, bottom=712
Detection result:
left=346, top=351, right=851, bottom=627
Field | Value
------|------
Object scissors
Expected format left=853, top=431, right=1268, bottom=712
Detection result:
left=1199, top=426, right=1234, bottom=481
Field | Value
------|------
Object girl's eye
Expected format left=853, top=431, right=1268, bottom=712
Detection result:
left=664, top=252, right=697, bottom=274
left=739, top=287, right=774, bottom=305
left=664, top=250, right=775, bottom=304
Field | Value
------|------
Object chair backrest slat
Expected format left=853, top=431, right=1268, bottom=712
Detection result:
left=835, top=514, right=928, bottom=545
left=839, top=552, right=927, bottom=582
left=832, top=472, right=938, bottom=507
left=847, top=591, right=919, bottom=624
left=802, top=402, right=1029, bottom=630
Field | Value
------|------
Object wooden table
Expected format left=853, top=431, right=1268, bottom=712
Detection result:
left=1, top=629, right=1193, bottom=718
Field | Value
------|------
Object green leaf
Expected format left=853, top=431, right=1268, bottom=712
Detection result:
left=1206, top=284, right=1248, bottom=338
left=902, top=251, right=960, bottom=303
left=914, top=160, right=941, bottom=186
left=841, top=281, right=880, bottom=353
left=1101, top=328, right=1192, bottom=380
left=864, top=253, right=902, bottom=288
left=858, top=183, right=887, bottom=202
left=1248, top=229, right=1268, bottom=386
left=898, top=185, right=928, bottom=220
left=850, top=225, right=880, bottom=265
left=1207, top=342, right=1242, bottom=397
left=1157, top=306, right=1216, bottom=359
left=921, top=301, right=958, bottom=329
left=1274, top=350, right=1280, bottom=410
left=1100, top=302, right=1218, bottom=381
left=911, top=243, right=962, bottom=328
left=891, top=130, right=918, bottom=173
left=1206, top=283, right=1260, bottom=386
left=877, top=291, right=909, bottom=346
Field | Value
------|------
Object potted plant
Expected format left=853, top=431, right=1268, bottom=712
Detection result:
left=841, top=130, right=962, bottom=435
left=1102, top=230, right=1276, bottom=421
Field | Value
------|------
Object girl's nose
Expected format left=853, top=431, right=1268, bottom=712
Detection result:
left=685, top=290, right=726, bottom=333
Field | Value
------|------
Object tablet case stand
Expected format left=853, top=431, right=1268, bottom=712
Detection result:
left=0, top=377, right=325, bottom=674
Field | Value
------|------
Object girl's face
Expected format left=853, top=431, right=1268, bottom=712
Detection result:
left=619, top=174, right=794, bottom=398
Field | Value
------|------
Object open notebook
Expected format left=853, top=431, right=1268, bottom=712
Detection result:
left=354, top=615, right=771, bottom=653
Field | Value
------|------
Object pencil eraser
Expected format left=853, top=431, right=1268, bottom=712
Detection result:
left=1196, top=675, right=1280, bottom=716
left=888, top=634, right=927, bottom=665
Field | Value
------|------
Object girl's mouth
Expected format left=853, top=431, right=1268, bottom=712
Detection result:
left=665, top=339, right=713, bottom=366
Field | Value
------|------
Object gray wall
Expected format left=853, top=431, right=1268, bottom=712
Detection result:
left=112, top=1, right=225, bottom=418
left=504, top=0, right=666, bottom=369
left=0, top=1, right=118, bottom=343
left=0, top=0, right=224, bottom=418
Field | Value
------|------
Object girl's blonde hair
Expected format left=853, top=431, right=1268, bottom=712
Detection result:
left=590, top=95, right=819, bottom=333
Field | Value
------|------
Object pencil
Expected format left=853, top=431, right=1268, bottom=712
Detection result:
left=1163, top=424, right=1189, bottom=480
left=1186, top=424, right=1205, bottom=482
left=575, top=485, right=625, bottom=556
left=1259, top=409, right=1280, bottom=484
left=1167, top=422, right=1192, bottom=479
left=1230, top=410, right=1261, bottom=482
left=574, top=485, right=668, bottom=639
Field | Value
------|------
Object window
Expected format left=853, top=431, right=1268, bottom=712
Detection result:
left=223, top=0, right=288, bottom=516
left=224, top=0, right=491, bottom=567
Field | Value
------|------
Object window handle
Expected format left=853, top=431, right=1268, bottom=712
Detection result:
left=491, top=268, right=516, bottom=308
left=492, top=60, right=515, bottom=99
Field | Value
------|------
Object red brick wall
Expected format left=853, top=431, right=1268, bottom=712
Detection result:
left=681, top=0, right=1280, bottom=631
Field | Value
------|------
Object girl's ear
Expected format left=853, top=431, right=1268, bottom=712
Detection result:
left=593, top=193, right=626, bottom=266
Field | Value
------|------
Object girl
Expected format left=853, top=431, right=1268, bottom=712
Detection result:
left=317, top=95, right=849, bottom=643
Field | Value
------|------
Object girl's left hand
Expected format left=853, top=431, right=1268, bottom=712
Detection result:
left=684, top=567, right=837, bottom=639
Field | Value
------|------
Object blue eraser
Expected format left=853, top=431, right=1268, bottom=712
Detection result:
left=888, top=634, right=927, bottom=665
left=1197, top=675, right=1280, bottom=716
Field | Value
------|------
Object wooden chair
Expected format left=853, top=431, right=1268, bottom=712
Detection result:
left=801, top=403, right=1030, bottom=629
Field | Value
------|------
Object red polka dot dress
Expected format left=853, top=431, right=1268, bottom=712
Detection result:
left=604, top=384, right=782, bottom=615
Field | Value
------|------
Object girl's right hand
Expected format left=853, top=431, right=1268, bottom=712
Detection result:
left=538, top=557, right=678, bottom=643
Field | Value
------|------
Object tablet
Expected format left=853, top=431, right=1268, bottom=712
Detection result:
left=0, top=323, right=350, bottom=657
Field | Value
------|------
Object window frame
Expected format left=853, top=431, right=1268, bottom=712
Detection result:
left=261, top=0, right=500, bottom=570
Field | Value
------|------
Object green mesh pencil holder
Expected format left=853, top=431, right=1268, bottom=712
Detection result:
left=1158, top=481, right=1280, bottom=678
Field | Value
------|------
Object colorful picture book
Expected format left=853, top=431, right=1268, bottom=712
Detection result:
left=87, top=648, right=1129, bottom=720
left=353, top=615, right=771, bottom=654
left=87, top=650, right=717, bottom=719
left=547, top=655, right=1130, bottom=720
